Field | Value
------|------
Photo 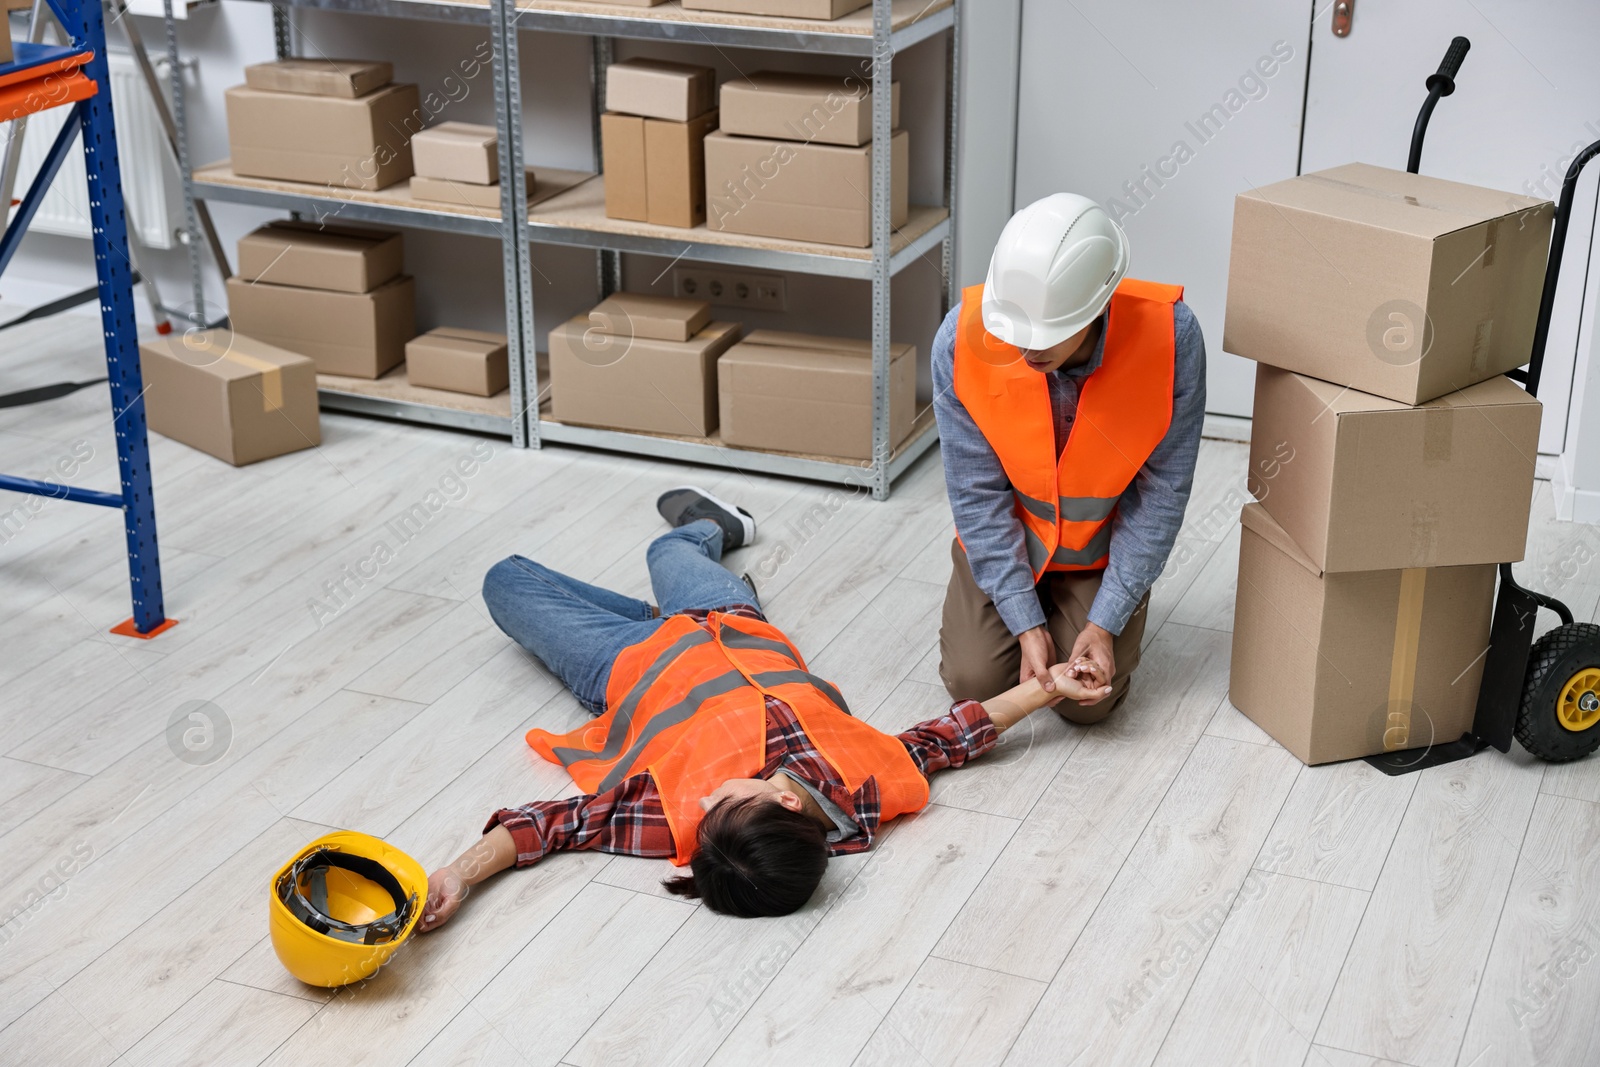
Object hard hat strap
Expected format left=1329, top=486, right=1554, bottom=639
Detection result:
left=278, top=847, right=417, bottom=946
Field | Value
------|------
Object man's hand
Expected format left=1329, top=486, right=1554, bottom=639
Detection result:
left=1018, top=625, right=1058, bottom=696
left=1065, top=623, right=1116, bottom=706
left=984, top=661, right=1113, bottom=732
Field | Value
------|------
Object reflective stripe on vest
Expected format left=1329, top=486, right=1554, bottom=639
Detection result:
left=953, top=277, right=1181, bottom=581
left=1014, top=489, right=1120, bottom=525
left=524, top=612, right=929, bottom=865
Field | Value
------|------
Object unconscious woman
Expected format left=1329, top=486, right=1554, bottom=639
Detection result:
left=419, top=487, right=1110, bottom=929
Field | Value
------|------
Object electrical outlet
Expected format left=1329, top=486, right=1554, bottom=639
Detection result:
left=672, top=268, right=787, bottom=312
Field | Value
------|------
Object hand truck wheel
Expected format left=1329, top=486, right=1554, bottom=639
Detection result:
left=1516, top=621, right=1600, bottom=762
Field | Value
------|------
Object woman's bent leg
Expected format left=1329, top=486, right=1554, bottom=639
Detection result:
left=482, top=555, right=660, bottom=712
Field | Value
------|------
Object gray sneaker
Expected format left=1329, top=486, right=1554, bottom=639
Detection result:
left=656, top=485, right=757, bottom=550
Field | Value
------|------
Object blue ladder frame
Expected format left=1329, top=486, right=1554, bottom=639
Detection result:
left=0, top=0, right=168, bottom=636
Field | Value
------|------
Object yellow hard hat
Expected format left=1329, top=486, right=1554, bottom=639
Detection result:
left=269, top=831, right=427, bottom=988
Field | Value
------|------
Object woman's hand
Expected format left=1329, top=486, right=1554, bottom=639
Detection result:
left=417, top=826, right=518, bottom=933
left=1048, top=661, right=1113, bottom=704
left=419, top=866, right=468, bottom=932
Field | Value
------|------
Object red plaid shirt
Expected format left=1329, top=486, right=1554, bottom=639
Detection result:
left=486, top=611, right=998, bottom=866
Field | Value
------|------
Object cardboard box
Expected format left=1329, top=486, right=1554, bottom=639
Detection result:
left=1230, top=502, right=1495, bottom=765
left=718, top=330, right=915, bottom=460
left=405, top=327, right=509, bottom=397
left=236, top=220, right=403, bottom=294
left=411, top=122, right=498, bottom=185
left=243, top=58, right=393, bottom=99
left=225, top=275, right=415, bottom=379
left=606, top=58, right=715, bottom=122
left=410, top=168, right=535, bottom=210
left=720, top=72, right=899, bottom=147
left=548, top=315, right=742, bottom=436
left=139, top=330, right=320, bottom=466
left=1250, top=365, right=1540, bottom=573
left=704, top=128, right=908, bottom=247
left=1224, top=162, right=1554, bottom=405
left=225, top=82, right=420, bottom=191
left=589, top=293, right=711, bottom=343
left=601, top=110, right=719, bottom=228
left=682, top=0, right=869, bottom=18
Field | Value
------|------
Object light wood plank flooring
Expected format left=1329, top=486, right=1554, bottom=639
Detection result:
left=3, top=308, right=1599, bottom=1066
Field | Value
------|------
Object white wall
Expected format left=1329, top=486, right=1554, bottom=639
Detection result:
left=1011, top=0, right=1309, bottom=418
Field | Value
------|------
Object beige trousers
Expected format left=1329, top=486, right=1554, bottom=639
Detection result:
left=937, top=538, right=1147, bottom=724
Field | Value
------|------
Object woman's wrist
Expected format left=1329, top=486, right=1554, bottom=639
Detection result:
left=452, top=825, right=516, bottom=885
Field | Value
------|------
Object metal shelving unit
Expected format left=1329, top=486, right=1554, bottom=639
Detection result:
left=171, top=0, right=534, bottom=445
left=165, top=0, right=960, bottom=499
left=506, top=0, right=959, bottom=499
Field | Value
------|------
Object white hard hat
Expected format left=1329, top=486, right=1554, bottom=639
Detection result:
left=982, top=193, right=1130, bottom=351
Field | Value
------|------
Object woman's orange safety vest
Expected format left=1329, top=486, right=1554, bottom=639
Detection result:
left=953, top=277, right=1182, bottom=581
left=525, top=612, right=930, bottom=865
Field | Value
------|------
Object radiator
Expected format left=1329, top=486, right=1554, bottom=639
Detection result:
left=13, top=50, right=181, bottom=251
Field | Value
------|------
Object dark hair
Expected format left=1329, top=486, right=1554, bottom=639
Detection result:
left=661, top=795, right=827, bottom=917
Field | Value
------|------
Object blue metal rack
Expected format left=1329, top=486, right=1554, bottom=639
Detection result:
left=0, top=0, right=170, bottom=638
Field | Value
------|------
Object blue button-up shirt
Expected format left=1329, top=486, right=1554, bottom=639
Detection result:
left=930, top=300, right=1207, bottom=636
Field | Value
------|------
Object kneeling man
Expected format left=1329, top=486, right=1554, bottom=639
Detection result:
left=933, top=193, right=1206, bottom=721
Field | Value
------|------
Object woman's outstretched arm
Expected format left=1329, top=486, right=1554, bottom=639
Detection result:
left=983, top=662, right=1111, bottom=733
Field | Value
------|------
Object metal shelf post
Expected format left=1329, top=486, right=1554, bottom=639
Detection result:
left=868, top=0, right=892, bottom=499
left=0, top=0, right=170, bottom=636
left=491, top=0, right=530, bottom=446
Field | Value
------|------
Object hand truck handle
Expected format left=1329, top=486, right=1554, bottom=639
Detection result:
left=1426, top=36, right=1471, bottom=96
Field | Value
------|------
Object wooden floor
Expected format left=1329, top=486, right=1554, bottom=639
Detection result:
left=3, top=308, right=1599, bottom=1067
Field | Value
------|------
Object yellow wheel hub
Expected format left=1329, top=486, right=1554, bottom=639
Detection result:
left=1556, top=668, right=1600, bottom=733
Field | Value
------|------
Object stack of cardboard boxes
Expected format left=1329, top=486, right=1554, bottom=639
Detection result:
left=1223, top=162, right=1554, bottom=765
left=601, top=59, right=719, bottom=228
left=226, top=59, right=419, bottom=191
left=228, top=220, right=416, bottom=380
left=705, top=72, right=905, bottom=248
left=409, top=120, right=534, bottom=210
left=545, top=290, right=917, bottom=460
left=549, top=293, right=739, bottom=435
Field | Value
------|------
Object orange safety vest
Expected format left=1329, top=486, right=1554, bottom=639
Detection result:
left=953, top=278, right=1182, bottom=581
left=524, top=612, right=930, bottom=865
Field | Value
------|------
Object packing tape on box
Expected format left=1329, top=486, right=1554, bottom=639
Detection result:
left=1422, top=407, right=1453, bottom=462
left=182, top=337, right=288, bottom=412
left=1383, top=567, right=1428, bottom=751
left=222, top=350, right=285, bottom=412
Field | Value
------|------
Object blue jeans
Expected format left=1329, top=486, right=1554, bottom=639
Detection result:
left=482, top=519, right=761, bottom=714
